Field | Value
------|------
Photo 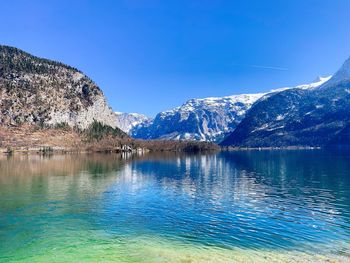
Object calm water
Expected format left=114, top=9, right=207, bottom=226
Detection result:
left=0, top=151, right=350, bottom=262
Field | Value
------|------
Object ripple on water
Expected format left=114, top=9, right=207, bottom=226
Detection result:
left=0, top=151, right=350, bottom=262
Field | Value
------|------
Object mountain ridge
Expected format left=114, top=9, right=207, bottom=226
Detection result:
left=220, top=57, right=350, bottom=147
left=126, top=77, right=331, bottom=142
left=130, top=93, right=265, bottom=142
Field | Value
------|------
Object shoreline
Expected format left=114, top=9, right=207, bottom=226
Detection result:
left=221, top=146, right=322, bottom=151
left=0, top=145, right=326, bottom=156
left=1, top=125, right=343, bottom=156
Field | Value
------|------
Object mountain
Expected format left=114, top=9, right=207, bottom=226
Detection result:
left=130, top=77, right=331, bottom=142
left=115, top=112, right=151, bottom=133
left=220, top=59, right=350, bottom=147
left=270, top=76, right=332, bottom=92
left=0, top=45, right=117, bottom=129
left=131, top=93, right=265, bottom=142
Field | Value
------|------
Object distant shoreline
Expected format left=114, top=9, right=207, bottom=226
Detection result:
left=221, top=146, right=322, bottom=151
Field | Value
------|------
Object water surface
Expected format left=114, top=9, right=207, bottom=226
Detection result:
left=0, top=151, right=350, bottom=262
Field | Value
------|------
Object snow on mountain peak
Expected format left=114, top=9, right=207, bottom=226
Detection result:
left=321, top=57, right=350, bottom=88
left=296, top=75, right=332, bottom=89
left=184, top=93, right=264, bottom=110
left=270, top=76, right=332, bottom=93
left=128, top=74, right=334, bottom=142
left=131, top=92, right=268, bottom=142
left=313, top=76, right=330, bottom=83
left=115, top=112, right=151, bottom=133
left=157, top=93, right=266, bottom=121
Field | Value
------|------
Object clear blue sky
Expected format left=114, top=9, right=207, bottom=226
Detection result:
left=1, top=0, right=350, bottom=116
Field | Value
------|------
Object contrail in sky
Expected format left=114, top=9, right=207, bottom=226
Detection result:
left=250, top=65, right=289, bottom=71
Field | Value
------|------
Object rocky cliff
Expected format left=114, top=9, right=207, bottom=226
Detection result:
left=0, top=45, right=117, bottom=129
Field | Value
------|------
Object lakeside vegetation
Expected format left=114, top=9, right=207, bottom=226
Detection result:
left=0, top=121, right=219, bottom=155
left=83, top=121, right=219, bottom=153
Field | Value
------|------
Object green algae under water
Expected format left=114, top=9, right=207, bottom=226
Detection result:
left=0, top=151, right=350, bottom=262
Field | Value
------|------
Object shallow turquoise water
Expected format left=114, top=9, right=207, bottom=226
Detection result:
left=0, top=151, right=350, bottom=262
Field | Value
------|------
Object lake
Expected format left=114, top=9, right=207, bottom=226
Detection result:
left=0, top=150, right=350, bottom=262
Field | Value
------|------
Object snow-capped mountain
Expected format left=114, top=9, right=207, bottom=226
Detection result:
left=221, top=58, right=350, bottom=147
left=270, top=76, right=332, bottom=93
left=130, top=77, right=330, bottom=143
left=131, top=93, right=265, bottom=142
left=321, top=57, right=350, bottom=88
left=115, top=112, right=151, bottom=134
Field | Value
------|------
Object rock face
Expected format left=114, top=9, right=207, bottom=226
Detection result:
left=220, top=59, right=350, bottom=147
left=115, top=112, right=151, bottom=134
left=0, top=45, right=117, bottom=129
left=131, top=77, right=332, bottom=143
left=131, top=94, right=265, bottom=142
